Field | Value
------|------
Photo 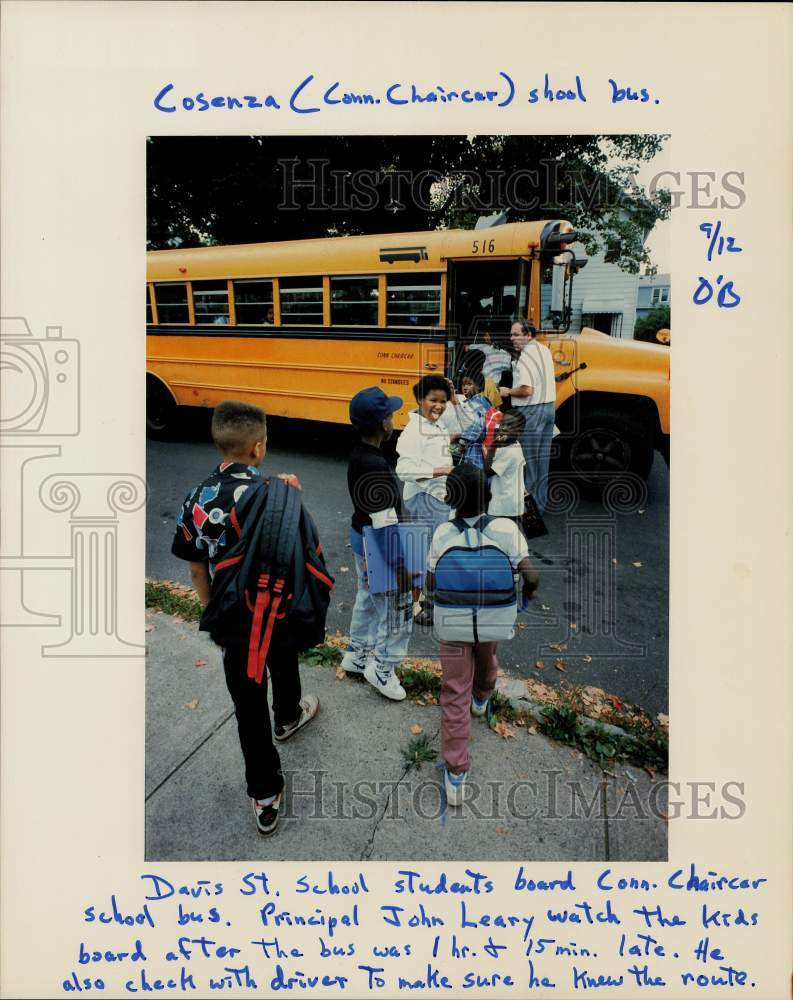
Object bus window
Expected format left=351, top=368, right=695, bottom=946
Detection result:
left=330, top=276, right=378, bottom=326
left=154, top=282, right=189, bottom=324
left=146, top=286, right=153, bottom=324
left=233, top=279, right=274, bottom=325
left=193, top=280, right=230, bottom=325
left=280, top=276, right=323, bottom=325
left=386, top=273, right=441, bottom=327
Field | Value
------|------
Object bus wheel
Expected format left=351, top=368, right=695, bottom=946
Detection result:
left=146, top=378, right=176, bottom=438
left=564, top=408, right=652, bottom=498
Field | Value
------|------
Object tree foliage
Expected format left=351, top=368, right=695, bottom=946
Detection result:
left=634, top=306, right=671, bottom=343
left=147, top=135, right=670, bottom=272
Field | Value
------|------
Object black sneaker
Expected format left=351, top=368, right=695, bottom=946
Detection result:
left=252, top=793, right=282, bottom=836
left=274, top=694, right=320, bottom=742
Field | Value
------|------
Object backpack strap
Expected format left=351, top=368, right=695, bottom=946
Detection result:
left=451, top=514, right=493, bottom=535
left=247, top=479, right=302, bottom=684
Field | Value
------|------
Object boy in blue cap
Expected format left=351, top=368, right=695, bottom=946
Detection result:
left=343, top=387, right=414, bottom=700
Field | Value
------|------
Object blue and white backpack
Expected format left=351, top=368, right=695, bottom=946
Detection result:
left=431, top=515, right=518, bottom=643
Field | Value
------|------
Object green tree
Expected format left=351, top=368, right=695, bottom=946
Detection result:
left=147, top=135, right=670, bottom=272
left=634, top=306, right=671, bottom=343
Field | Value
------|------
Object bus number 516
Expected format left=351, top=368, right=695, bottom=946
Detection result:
left=471, top=239, right=495, bottom=255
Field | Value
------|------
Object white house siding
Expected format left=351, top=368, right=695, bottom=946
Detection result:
left=567, top=245, right=640, bottom=339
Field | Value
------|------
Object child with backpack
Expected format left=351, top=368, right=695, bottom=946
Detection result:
left=425, top=463, right=539, bottom=806
left=171, top=400, right=330, bottom=837
left=343, top=387, right=414, bottom=701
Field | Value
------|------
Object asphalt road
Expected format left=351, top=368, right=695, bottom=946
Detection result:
left=146, top=410, right=669, bottom=716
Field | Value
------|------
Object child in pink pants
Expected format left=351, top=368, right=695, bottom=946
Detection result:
left=426, top=464, right=539, bottom=806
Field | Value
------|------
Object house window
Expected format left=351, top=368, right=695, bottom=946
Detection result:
left=279, top=276, right=323, bottom=325
left=234, top=280, right=275, bottom=325
left=154, top=283, right=189, bottom=324
left=330, top=276, right=379, bottom=326
left=660, top=287, right=670, bottom=304
left=193, top=280, right=230, bottom=325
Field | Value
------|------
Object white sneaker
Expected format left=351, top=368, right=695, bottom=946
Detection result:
left=364, top=661, right=406, bottom=701
left=471, top=695, right=490, bottom=717
left=444, top=767, right=467, bottom=807
left=340, top=650, right=367, bottom=675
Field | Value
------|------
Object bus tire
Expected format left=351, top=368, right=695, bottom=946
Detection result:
left=146, top=376, right=177, bottom=438
left=561, top=407, right=653, bottom=498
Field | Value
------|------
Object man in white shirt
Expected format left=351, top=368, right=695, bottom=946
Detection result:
left=499, top=321, right=556, bottom=514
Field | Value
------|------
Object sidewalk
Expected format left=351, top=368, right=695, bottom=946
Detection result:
left=145, top=610, right=667, bottom=862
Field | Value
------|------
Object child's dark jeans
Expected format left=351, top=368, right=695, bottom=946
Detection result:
left=221, top=624, right=302, bottom=800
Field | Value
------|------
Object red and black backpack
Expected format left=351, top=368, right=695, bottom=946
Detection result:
left=199, top=477, right=334, bottom=683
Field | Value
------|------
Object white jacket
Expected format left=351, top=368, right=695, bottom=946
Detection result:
left=395, top=410, right=452, bottom=502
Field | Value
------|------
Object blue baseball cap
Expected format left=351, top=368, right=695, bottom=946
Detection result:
left=349, top=386, right=403, bottom=426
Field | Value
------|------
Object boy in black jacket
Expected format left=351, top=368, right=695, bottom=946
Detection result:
left=171, top=400, right=319, bottom=836
left=344, top=387, right=414, bottom=701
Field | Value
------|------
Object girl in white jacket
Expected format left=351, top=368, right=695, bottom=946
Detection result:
left=396, top=375, right=456, bottom=624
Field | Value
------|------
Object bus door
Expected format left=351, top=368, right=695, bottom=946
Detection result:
left=446, top=257, right=527, bottom=384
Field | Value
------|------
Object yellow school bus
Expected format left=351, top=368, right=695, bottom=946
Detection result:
left=147, top=220, right=669, bottom=488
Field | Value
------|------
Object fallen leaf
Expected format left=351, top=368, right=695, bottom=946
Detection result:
left=145, top=624, right=156, bottom=633
left=657, top=712, right=669, bottom=728
left=516, top=772, right=529, bottom=779
left=610, top=695, right=623, bottom=710
left=184, top=699, right=199, bottom=710
left=494, top=826, right=509, bottom=836
left=632, top=561, right=642, bottom=568
left=548, top=643, right=563, bottom=652
left=638, top=508, right=646, bottom=515
left=534, top=660, right=545, bottom=670
left=178, top=635, right=186, bottom=641
left=582, top=655, right=592, bottom=663
left=335, top=666, right=346, bottom=680
left=527, top=726, right=538, bottom=735
left=555, top=659, right=567, bottom=672
left=410, top=724, right=423, bottom=735
left=339, top=566, right=350, bottom=573
left=643, top=766, right=656, bottom=779
left=515, top=719, right=525, bottom=727
left=194, top=658, right=207, bottom=667
left=493, top=720, right=516, bottom=740
left=516, top=622, right=529, bottom=630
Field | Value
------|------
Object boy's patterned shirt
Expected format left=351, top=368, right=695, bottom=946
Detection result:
left=171, top=462, right=262, bottom=570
